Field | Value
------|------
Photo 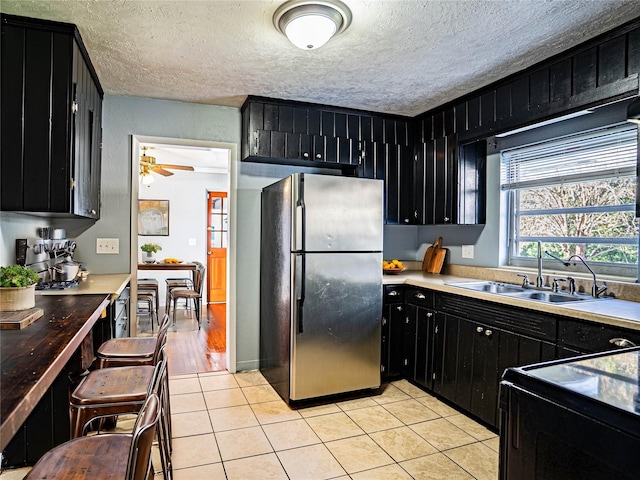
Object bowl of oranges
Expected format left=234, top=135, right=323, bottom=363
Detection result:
left=383, top=259, right=405, bottom=274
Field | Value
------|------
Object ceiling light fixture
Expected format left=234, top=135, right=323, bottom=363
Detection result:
left=140, top=164, right=155, bottom=185
left=274, top=0, right=352, bottom=50
left=627, top=97, right=640, bottom=124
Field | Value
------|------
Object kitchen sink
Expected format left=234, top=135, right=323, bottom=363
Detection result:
left=448, top=281, right=606, bottom=303
left=448, top=281, right=527, bottom=295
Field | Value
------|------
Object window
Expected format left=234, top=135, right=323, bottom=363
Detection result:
left=501, top=124, right=638, bottom=275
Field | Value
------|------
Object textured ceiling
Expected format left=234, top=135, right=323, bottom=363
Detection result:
left=2, top=0, right=640, bottom=117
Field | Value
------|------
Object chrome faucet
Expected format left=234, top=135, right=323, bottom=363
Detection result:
left=566, top=254, right=607, bottom=298
left=544, top=249, right=607, bottom=298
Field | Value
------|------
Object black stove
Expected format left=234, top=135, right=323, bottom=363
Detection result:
left=35, top=279, right=79, bottom=290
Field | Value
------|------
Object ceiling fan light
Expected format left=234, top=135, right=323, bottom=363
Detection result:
left=141, top=172, right=155, bottom=185
left=274, top=1, right=352, bottom=50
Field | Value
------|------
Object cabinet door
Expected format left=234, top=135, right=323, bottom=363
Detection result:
left=469, top=321, right=499, bottom=427
left=403, top=304, right=417, bottom=378
left=384, top=303, right=405, bottom=378
left=432, top=313, right=460, bottom=402
left=385, top=144, right=400, bottom=224
left=414, top=306, right=434, bottom=388
left=399, top=145, right=415, bottom=224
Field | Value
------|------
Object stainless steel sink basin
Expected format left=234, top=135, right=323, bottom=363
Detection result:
left=448, top=281, right=526, bottom=295
left=508, top=291, right=591, bottom=303
left=448, top=281, right=605, bottom=303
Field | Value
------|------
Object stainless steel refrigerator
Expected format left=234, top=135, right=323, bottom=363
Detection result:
left=260, top=173, right=383, bottom=402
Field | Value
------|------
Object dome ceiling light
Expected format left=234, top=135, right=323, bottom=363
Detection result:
left=273, top=0, right=352, bottom=50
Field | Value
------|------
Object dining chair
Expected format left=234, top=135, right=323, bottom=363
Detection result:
left=25, top=394, right=160, bottom=480
left=169, top=262, right=206, bottom=329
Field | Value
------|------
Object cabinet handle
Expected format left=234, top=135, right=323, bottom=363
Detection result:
left=315, top=154, right=322, bottom=159
left=303, top=152, right=309, bottom=158
left=609, top=338, right=637, bottom=348
left=388, top=290, right=400, bottom=296
left=434, top=325, right=439, bottom=334
left=444, top=216, right=450, bottom=222
left=426, top=312, right=433, bottom=318
left=72, top=101, right=78, bottom=114
left=404, top=218, right=410, bottom=223
left=485, top=329, right=493, bottom=337
left=405, top=317, right=410, bottom=324
left=381, top=318, right=387, bottom=326
left=396, top=306, right=402, bottom=312
left=90, top=209, right=96, bottom=215
left=476, top=326, right=484, bottom=333
left=415, top=293, right=426, bottom=299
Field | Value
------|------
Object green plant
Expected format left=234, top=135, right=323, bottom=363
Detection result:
left=0, top=265, right=39, bottom=287
left=140, top=243, right=162, bottom=253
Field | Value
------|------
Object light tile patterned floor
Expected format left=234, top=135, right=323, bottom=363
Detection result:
left=166, top=372, right=499, bottom=480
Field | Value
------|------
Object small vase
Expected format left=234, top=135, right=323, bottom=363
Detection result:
left=143, top=251, right=156, bottom=264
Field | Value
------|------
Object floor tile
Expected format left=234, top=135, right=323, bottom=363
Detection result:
left=172, top=462, right=226, bottom=480
left=0, top=467, right=31, bottom=480
left=171, top=410, right=213, bottom=438
left=325, top=434, right=395, bottom=474
left=444, top=442, right=499, bottom=480
left=203, top=387, right=247, bottom=409
left=417, top=394, right=460, bottom=417
left=169, top=373, right=198, bottom=380
left=250, top=400, right=302, bottom=424
left=199, top=372, right=239, bottom=391
left=483, top=436, right=500, bottom=453
left=198, top=370, right=229, bottom=377
left=336, top=396, right=378, bottom=411
left=391, top=379, right=430, bottom=398
left=401, top=453, right=474, bottom=479
left=262, top=419, right=320, bottom=451
left=168, top=376, right=202, bottom=395
left=234, top=369, right=268, bottom=387
left=171, top=433, right=221, bottom=469
left=224, top=453, right=288, bottom=480
left=345, top=405, right=403, bottom=433
left=170, top=391, right=206, bottom=414
left=350, top=463, right=414, bottom=480
left=277, top=443, right=346, bottom=480
left=296, top=402, right=342, bottom=418
left=305, top=411, right=365, bottom=442
left=215, top=425, right=273, bottom=461
left=382, top=398, right=441, bottom=424
left=446, top=414, right=498, bottom=441
left=242, top=384, right=281, bottom=404
left=369, top=426, right=438, bottom=462
left=372, top=383, right=411, bottom=405
left=209, top=404, right=258, bottom=431
left=410, top=418, right=477, bottom=451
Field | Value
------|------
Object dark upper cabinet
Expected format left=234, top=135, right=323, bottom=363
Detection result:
left=1, top=14, right=103, bottom=219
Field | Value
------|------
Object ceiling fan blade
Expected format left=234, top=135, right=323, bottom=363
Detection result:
left=151, top=166, right=173, bottom=176
left=157, top=164, right=195, bottom=171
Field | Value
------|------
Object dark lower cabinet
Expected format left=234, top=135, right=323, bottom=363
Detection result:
left=381, top=286, right=405, bottom=379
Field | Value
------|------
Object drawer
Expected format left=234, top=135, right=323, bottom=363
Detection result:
left=558, top=318, right=640, bottom=353
left=384, top=285, right=404, bottom=304
left=405, top=288, right=435, bottom=309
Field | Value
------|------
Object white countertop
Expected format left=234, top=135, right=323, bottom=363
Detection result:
left=36, top=273, right=131, bottom=300
left=384, top=271, right=640, bottom=331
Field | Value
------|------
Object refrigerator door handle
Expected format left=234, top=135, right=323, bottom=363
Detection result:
left=294, top=253, right=305, bottom=334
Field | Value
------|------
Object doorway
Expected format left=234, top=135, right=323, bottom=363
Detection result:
left=130, top=135, right=237, bottom=374
left=207, top=191, right=228, bottom=303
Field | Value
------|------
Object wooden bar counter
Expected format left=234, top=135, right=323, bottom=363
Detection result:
left=0, top=294, right=110, bottom=457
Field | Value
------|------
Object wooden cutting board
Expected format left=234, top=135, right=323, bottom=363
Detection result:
left=0, top=307, right=44, bottom=329
left=422, top=237, right=447, bottom=274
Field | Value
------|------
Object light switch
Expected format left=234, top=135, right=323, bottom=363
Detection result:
left=96, top=238, right=119, bottom=254
left=461, top=245, right=474, bottom=259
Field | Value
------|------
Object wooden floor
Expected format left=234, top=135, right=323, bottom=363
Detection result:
left=137, top=303, right=226, bottom=376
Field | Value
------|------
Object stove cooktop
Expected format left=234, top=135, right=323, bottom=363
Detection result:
left=35, top=280, right=79, bottom=290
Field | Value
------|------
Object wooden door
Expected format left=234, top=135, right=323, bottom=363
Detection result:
left=207, top=191, right=227, bottom=303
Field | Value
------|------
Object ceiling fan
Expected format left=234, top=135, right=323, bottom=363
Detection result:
left=140, top=146, right=195, bottom=177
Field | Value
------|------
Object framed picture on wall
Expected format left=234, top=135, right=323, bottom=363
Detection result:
left=138, top=200, right=169, bottom=236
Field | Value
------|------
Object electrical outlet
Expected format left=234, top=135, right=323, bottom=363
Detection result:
left=96, top=238, right=119, bottom=254
left=461, top=245, right=474, bottom=259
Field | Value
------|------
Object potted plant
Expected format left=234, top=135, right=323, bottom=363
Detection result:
left=140, top=243, right=162, bottom=263
left=0, top=265, right=39, bottom=311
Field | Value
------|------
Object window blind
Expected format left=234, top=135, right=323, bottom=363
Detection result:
left=501, top=124, right=638, bottom=190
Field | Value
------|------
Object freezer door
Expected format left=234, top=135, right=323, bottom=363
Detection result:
left=290, top=251, right=382, bottom=400
left=293, top=174, right=383, bottom=252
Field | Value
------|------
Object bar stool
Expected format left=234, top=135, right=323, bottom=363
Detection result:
left=69, top=355, right=171, bottom=479
left=137, top=292, right=157, bottom=332
left=96, top=313, right=170, bottom=368
left=25, top=394, right=161, bottom=480
left=137, top=278, right=159, bottom=320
